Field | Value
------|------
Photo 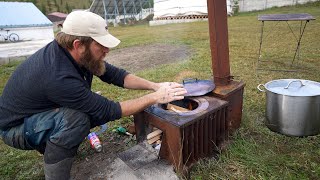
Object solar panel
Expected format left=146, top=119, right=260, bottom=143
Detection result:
left=89, top=0, right=152, bottom=21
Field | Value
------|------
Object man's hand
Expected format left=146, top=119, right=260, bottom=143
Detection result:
left=154, top=82, right=183, bottom=91
left=123, top=74, right=185, bottom=94
left=154, top=82, right=187, bottom=104
left=120, top=79, right=187, bottom=116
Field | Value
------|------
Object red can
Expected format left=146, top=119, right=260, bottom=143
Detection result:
left=88, top=132, right=102, bottom=152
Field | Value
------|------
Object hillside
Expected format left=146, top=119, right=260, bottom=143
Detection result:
left=2, top=0, right=92, bottom=15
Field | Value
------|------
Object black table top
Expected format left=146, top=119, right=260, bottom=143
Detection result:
left=258, top=13, right=316, bottom=21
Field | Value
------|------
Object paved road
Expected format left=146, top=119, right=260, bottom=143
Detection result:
left=0, top=39, right=52, bottom=65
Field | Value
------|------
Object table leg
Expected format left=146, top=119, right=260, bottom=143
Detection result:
left=258, top=21, right=265, bottom=63
left=292, top=20, right=309, bottom=64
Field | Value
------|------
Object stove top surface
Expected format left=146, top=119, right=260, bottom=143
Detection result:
left=145, top=96, right=228, bottom=127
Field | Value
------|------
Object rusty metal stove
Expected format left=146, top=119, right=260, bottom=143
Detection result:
left=134, top=0, right=245, bottom=174
left=134, top=96, right=228, bottom=172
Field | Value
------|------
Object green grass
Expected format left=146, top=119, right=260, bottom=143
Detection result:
left=1, top=2, right=320, bottom=179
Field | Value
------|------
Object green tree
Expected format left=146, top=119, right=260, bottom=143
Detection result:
left=143, top=0, right=153, bottom=9
left=31, top=0, right=37, bottom=6
left=41, top=3, right=47, bottom=15
left=66, top=2, right=71, bottom=13
left=54, top=0, right=58, bottom=7
left=47, top=0, right=51, bottom=12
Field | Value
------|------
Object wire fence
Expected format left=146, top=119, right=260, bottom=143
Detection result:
left=237, top=0, right=318, bottom=12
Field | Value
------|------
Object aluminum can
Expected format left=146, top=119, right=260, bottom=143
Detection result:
left=88, top=132, right=102, bottom=152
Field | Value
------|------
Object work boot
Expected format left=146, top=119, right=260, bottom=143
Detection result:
left=44, top=157, right=74, bottom=180
left=44, top=141, right=79, bottom=180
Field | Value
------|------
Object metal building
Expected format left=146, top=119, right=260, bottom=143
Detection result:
left=0, top=2, right=54, bottom=42
left=89, top=0, right=153, bottom=25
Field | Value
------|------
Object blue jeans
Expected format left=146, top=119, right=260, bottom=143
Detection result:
left=1, top=108, right=91, bottom=154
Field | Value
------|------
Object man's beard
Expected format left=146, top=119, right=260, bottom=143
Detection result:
left=79, top=49, right=106, bottom=76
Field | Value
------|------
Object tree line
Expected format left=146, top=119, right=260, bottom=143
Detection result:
left=2, top=0, right=92, bottom=15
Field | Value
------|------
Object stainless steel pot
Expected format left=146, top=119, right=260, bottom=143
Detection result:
left=258, top=79, right=320, bottom=136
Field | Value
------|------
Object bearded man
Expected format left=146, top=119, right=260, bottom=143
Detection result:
left=0, top=11, right=187, bottom=180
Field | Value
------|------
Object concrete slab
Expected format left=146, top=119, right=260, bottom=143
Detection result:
left=117, top=143, right=179, bottom=180
left=117, top=143, right=158, bottom=170
left=71, top=142, right=179, bottom=180
left=105, top=158, right=140, bottom=180
left=0, top=39, right=52, bottom=65
left=134, top=159, right=179, bottom=180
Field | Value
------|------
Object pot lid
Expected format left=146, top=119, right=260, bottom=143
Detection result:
left=265, top=79, right=320, bottom=96
left=182, top=78, right=215, bottom=97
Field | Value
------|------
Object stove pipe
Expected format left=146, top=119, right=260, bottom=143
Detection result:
left=207, top=0, right=245, bottom=132
left=207, top=0, right=231, bottom=85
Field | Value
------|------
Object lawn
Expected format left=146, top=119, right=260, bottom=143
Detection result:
left=1, top=2, right=320, bottom=179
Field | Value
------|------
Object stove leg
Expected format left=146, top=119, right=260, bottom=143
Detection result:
left=133, top=112, right=147, bottom=143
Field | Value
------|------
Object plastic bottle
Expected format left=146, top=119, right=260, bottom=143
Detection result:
left=96, top=123, right=108, bottom=135
left=116, top=126, right=132, bottom=136
left=88, top=132, right=102, bottom=152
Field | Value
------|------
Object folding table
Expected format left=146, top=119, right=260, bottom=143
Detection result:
left=257, top=13, right=315, bottom=71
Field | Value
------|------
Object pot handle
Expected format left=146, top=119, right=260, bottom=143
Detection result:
left=183, top=78, right=198, bottom=84
left=257, top=84, right=266, bottom=92
left=284, top=80, right=305, bottom=89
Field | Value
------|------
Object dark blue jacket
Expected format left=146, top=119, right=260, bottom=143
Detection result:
left=0, top=40, right=128, bottom=130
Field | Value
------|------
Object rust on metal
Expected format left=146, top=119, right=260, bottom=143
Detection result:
left=212, top=81, right=245, bottom=132
left=133, top=0, right=246, bottom=175
left=207, top=0, right=231, bottom=86
left=213, top=81, right=245, bottom=96
left=207, top=0, right=245, bottom=132
left=134, top=96, right=228, bottom=173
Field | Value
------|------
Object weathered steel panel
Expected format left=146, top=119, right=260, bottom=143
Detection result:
left=134, top=96, right=228, bottom=173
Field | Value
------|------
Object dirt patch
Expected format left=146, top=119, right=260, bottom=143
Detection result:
left=173, top=70, right=198, bottom=82
left=71, top=43, right=191, bottom=179
left=105, top=43, right=192, bottom=73
left=71, top=131, right=135, bottom=179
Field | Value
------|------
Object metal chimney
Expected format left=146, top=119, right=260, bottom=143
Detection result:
left=207, top=0, right=245, bottom=132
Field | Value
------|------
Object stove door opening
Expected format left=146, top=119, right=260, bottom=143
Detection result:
left=162, top=98, right=199, bottom=113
